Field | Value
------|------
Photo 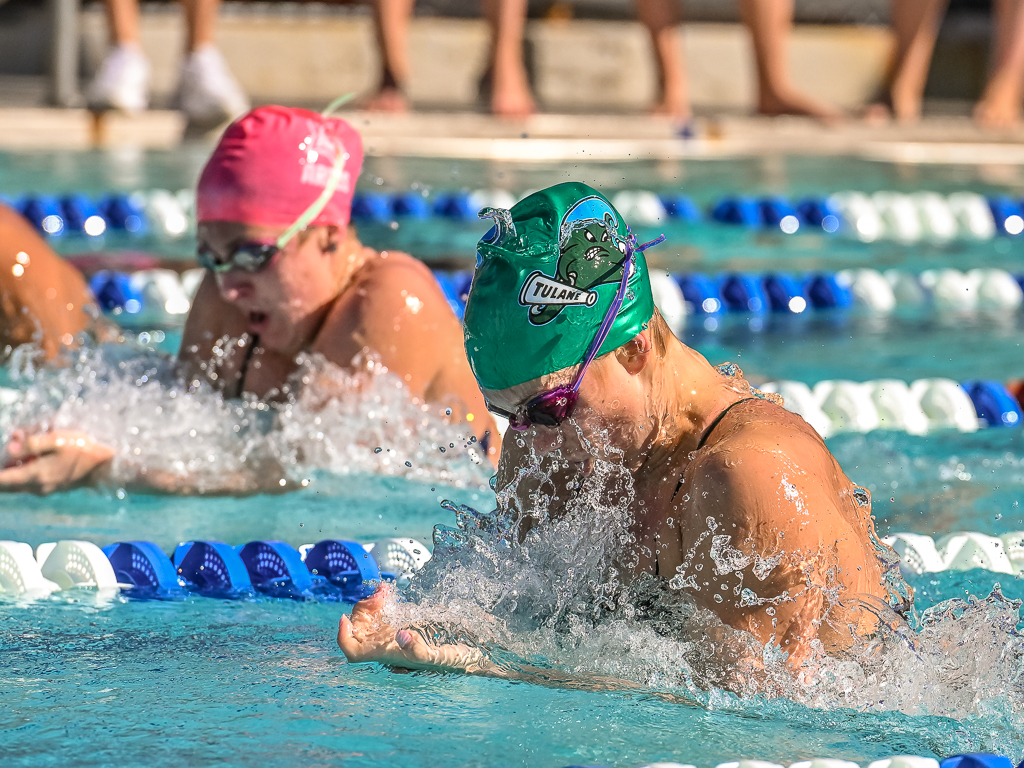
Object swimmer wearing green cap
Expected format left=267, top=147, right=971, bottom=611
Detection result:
left=340, top=183, right=909, bottom=683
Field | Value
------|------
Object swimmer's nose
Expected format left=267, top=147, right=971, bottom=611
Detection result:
left=216, top=271, right=253, bottom=303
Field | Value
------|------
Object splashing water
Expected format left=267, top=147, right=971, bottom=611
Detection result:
left=384, top=432, right=1024, bottom=753
left=0, top=343, right=491, bottom=493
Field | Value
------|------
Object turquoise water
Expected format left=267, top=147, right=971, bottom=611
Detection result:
left=1, top=148, right=1024, bottom=766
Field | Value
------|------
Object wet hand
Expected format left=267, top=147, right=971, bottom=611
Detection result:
left=338, top=584, right=487, bottom=673
left=0, top=429, right=115, bottom=494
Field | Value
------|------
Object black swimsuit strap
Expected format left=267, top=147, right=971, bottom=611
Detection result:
left=696, top=396, right=758, bottom=450
left=672, top=397, right=758, bottom=499
left=232, top=333, right=259, bottom=399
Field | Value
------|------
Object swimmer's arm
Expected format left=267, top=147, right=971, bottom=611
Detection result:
left=0, top=203, right=97, bottom=359
left=339, top=586, right=694, bottom=703
left=687, top=438, right=842, bottom=672
left=0, top=428, right=293, bottom=496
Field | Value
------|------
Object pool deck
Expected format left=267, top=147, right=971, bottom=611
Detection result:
left=3, top=106, right=1024, bottom=164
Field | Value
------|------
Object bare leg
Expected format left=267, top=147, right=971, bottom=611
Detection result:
left=483, top=0, right=534, bottom=118
left=367, top=0, right=414, bottom=111
left=103, top=0, right=140, bottom=45
left=975, top=0, right=1024, bottom=128
left=875, top=0, right=949, bottom=122
left=635, top=0, right=689, bottom=119
left=739, top=0, right=841, bottom=120
left=180, top=0, right=219, bottom=52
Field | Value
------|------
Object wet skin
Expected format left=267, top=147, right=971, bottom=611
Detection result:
left=340, top=319, right=901, bottom=679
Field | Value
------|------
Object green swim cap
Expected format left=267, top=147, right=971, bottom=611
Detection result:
left=464, top=182, right=654, bottom=392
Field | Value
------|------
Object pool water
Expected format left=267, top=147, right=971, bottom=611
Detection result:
left=1, top=147, right=1024, bottom=766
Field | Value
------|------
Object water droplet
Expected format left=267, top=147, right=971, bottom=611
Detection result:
left=405, top=461, right=412, bottom=467
left=374, top=447, right=382, bottom=454
left=714, top=594, right=723, bottom=603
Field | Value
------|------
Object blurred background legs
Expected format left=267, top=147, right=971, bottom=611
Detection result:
left=483, top=0, right=534, bottom=118
left=739, top=0, right=841, bottom=120
left=175, top=0, right=249, bottom=124
left=875, top=0, right=949, bottom=122
left=370, top=0, right=534, bottom=118
left=974, top=0, right=1024, bottom=127
left=88, top=0, right=149, bottom=112
left=87, top=0, right=248, bottom=124
left=635, top=0, right=689, bottom=120
left=368, top=0, right=415, bottom=112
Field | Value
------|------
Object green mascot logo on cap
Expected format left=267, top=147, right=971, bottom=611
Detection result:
left=519, top=198, right=633, bottom=326
left=465, top=182, right=654, bottom=392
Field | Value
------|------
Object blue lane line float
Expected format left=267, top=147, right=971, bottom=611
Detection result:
left=5, top=187, right=1024, bottom=241
left=797, top=196, right=841, bottom=232
left=433, top=192, right=477, bottom=221
left=941, top=755, right=1016, bottom=768
left=987, top=196, right=1024, bottom=235
left=89, top=270, right=144, bottom=315
left=60, top=194, right=107, bottom=236
left=302, top=539, right=385, bottom=602
left=962, top=380, right=1023, bottom=427
left=759, top=196, right=800, bottom=232
left=237, top=540, right=314, bottom=599
left=763, top=273, right=809, bottom=313
left=391, top=191, right=431, bottom=219
left=98, top=193, right=147, bottom=235
left=720, top=273, right=767, bottom=313
left=659, top=193, right=702, bottom=223
left=19, top=195, right=65, bottom=237
left=806, top=273, right=853, bottom=309
left=351, top=192, right=393, bottom=222
left=676, top=273, right=723, bottom=314
left=711, top=196, right=761, bottom=227
left=101, top=541, right=184, bottom=597
left=172, top=540, right=253, bottom=598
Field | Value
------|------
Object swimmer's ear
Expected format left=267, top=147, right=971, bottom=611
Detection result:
left=616, top=331, right=652, bottom=376
left=320, top=225, right=341, bottom=254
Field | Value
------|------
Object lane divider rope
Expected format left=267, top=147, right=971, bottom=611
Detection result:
left=5, top=188, right=1024, bottom=242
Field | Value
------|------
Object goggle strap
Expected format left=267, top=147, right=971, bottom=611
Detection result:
left=321, top=92, right=356, bottom=117
left=567, top=232, right=665, bottom=393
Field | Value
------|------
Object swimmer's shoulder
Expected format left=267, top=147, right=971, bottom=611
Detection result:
left=710, top=396, right=827, bottom=458
left=354, top=249, right=438, bottom=289
left=340, top=249, right=453, bottom=319
left=312, top=247, right=460, bottom=361
left=685, top=397, right=835, bottom=502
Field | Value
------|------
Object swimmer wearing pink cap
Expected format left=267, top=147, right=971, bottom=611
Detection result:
left=182, top=105, right=496, bottom=444
left=0, top=106, right=498, bottom=493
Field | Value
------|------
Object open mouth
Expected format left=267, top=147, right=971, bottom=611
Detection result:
left=249, top=311, right=269, bottom=333
left=584, top=246, right=604, bottom=260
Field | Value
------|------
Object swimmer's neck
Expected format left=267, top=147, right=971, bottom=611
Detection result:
left=278, top=227, right=370, bottom=358
left=621, top=338, right=749, bottom=473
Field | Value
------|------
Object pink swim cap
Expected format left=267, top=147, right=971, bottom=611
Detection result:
left=196, top=105, right=363, bottom=229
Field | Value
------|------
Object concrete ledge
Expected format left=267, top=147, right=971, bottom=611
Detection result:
left=4, top=108, right=1024, bottom=164
left=0, top=108, right=186, bottom=150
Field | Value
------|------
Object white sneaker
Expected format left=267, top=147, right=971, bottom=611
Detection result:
left=87, top=44, right=150, bottom=113
left=176, top=46, right=250, bottom=125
